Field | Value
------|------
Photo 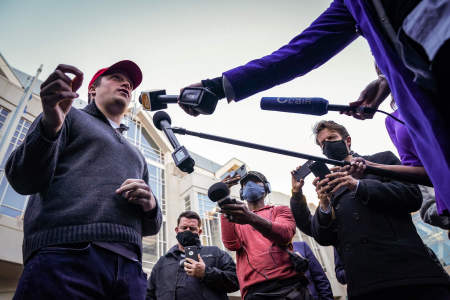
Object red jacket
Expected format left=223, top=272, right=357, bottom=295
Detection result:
left=221, top=205, right=297, bottom=297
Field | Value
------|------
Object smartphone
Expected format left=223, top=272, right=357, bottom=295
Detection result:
left=309, top=161, right=331, bottom=180
left=185, top=246, right=199, bottom=262
left=229, top=164, right=247, bottom=179
left=293, top=160, right=315, bottom=181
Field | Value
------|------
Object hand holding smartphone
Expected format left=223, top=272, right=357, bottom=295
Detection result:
left=309, top=161, right=331, bottom=180
left=292, top=160, right=315, bottom=181
left=185, top=246, right=199, bottom=262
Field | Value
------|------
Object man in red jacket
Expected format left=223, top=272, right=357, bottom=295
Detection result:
left=220, top=171, right=310, bottom=300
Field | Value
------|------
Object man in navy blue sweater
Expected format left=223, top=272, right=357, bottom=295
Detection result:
left=7, top=61, right=162, bottom=300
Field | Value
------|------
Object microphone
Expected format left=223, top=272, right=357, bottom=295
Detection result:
left=140, top=87, right=220, bottom=115
left=260, top=97, right=375, bottom=116
left=152, top=111, right=195, bottom=173
left=208, top=182, right=238, bottom=206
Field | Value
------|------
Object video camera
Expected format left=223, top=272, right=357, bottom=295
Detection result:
left=140, top=87, right=220, bottom=115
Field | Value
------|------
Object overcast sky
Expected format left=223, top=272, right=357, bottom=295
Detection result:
left=0, top=0, right=399, bottom=204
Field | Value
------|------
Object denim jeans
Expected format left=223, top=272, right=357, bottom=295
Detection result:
left=13, top=243, right=147, bottom=300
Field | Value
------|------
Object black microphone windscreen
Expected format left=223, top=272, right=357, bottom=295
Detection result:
left=208, top=182, right=230, bottom=202
left=152, top=111, right=171, bottom=131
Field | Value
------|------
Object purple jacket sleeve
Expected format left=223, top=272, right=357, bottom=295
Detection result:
left=223, top=0, right=358, bottom=101
left=304, top=243, right=334, bottom=300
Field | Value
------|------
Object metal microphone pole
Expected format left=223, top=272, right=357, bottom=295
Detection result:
left=172, top=127, right=432, bottom=186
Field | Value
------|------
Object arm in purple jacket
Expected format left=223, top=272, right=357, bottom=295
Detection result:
left=303, top=243, right=334, bottom=300
left=223, top=0, right=358, bottom=101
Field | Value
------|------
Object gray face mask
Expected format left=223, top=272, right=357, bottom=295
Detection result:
left=322, top=140, right=349, bottom=161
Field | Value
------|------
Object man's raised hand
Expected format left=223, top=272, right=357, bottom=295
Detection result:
left=40, top=64, right=83, bottom=138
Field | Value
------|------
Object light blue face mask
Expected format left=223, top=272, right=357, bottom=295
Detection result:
left=242, top=181, right=266, bottom=202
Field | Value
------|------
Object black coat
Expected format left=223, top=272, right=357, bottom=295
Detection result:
left=290, top=188, right=346, bottom=286
left=303, top=151, right=448, bottom=297
left=146, top=245, right=239, bottom=300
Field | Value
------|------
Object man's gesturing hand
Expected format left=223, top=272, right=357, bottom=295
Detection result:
left=116, top=179, right=156, bottom=212
left=184, top=255, right=206, bottom=278
left=40, top=64, right=83, bottom=138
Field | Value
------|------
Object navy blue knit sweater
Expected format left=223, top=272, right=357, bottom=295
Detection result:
left=6, top=102, right=162, bottom=262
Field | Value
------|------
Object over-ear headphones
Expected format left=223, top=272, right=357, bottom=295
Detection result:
left=239, top=171, right=271, bottom=200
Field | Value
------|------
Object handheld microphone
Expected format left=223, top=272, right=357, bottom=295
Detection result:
left=208, top=182, right=237, bottom=206
left=152, top=111, right=195, bottom=173
left=140, top=87, right=220, bottom=115
left=260, top=97, right=375, bottom=116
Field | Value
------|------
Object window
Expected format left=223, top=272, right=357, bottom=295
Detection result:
left=0, top=106, right=10, bottom=132
left=123, top=116, right=164, bottom=164
left=413, top=213, right=450, bottom=265
left=0, top=118, right=31, bottom=217
left=148, top=164, right=166, bottom=215
left=198, top=193, right=217, bottom=218
left=185, top=196, right=191, bottom=211
left=142, top=220, right=168, bottom=270
left=197, top=193, right=223, bottom=249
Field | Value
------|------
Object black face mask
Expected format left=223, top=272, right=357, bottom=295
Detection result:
left=323, top=140, right=349, bottom=161
left=176, top=230, right=200, bottom=247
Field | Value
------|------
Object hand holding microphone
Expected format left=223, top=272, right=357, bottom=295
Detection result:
left=260, top=97, right=376, bottom=116
left=345, top=75, right=391, bottom=120
left=140, top=86, right=220, bottom=115
left=260, top=96, right=404, bottom=124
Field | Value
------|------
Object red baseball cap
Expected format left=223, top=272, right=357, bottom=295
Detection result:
left=88, top=60, right=142, bottom=90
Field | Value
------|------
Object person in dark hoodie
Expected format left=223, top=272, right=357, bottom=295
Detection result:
left=7, top=61, right=162, bottom=300
left=146, top=211, right=238, bottom=300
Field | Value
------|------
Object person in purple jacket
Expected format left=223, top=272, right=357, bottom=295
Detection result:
left=293, top=241, right=334, bottom=300
left=180, top=0, right=450, bottom=216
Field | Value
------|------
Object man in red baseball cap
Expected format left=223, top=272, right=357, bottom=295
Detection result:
left=7, top=61, right=161, bottom=300
left=86, top=59, right=142, bottom=127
